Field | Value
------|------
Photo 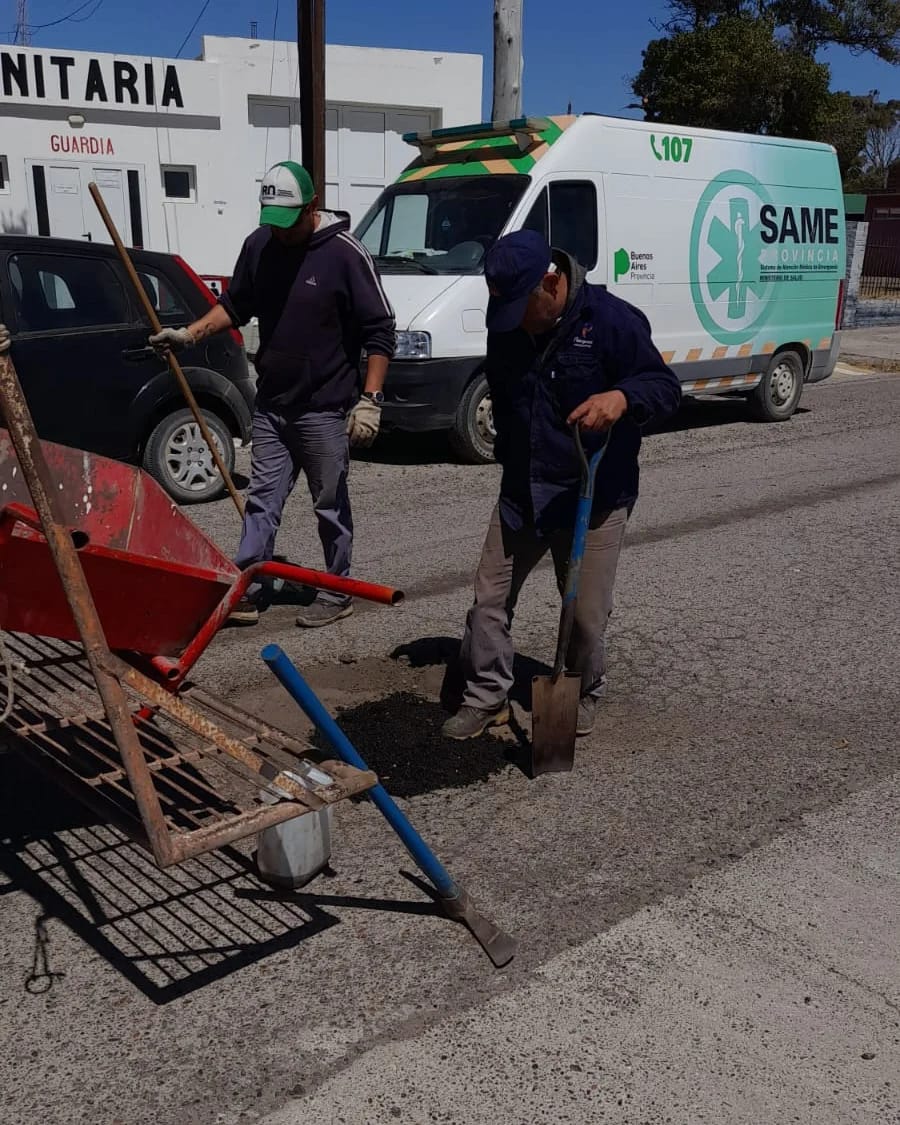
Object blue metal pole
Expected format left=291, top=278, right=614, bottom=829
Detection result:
left=261, top=644, right=458, bottom=899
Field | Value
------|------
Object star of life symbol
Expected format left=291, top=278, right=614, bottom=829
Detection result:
left=690, top=171, right=776, bottom=344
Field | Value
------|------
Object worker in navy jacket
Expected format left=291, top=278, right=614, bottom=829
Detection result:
left=443, top=230, right=681, bottom=740
left=151, top=161, right=395, bottom=629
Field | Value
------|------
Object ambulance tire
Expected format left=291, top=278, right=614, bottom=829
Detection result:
left=449, top=374, right=496, bottom=464
left=749, top=350, right=804, bottom=422
left=143, top=407, right=235, bottom=504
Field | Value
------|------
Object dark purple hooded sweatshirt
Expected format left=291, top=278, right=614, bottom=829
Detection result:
left=220, top=212, right=396, bottom=413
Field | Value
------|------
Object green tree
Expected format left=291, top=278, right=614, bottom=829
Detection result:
left=633, top=15, right=833, bottom=137
left=631, top=2, right=900, bottom=177
left=662, top=0, right=900, bottom=61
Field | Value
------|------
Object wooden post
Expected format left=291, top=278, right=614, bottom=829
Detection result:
left=492, top=0, right=523, bottom=122
left=298, top=0, right=326, bottom=202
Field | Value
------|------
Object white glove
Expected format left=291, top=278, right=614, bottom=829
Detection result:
left=347, top=395, right=382, bottom=448
left=148, top=326, right=195, bottom=356
left=0, top=324, right=10, bottom=354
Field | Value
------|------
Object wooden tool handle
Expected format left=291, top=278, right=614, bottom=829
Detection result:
left=88, top=182, right=245, bottom=519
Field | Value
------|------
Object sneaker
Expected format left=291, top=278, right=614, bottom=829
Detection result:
left=441, top=703, right=510, bottom=741
left=295, top=599, right=353, bottom=629
left=229, top=598, right=259, bottom=626
left=576, top=695, right=598, bottom=737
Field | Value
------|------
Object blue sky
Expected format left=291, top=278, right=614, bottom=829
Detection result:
left=5, top=0, right=898, bottom=118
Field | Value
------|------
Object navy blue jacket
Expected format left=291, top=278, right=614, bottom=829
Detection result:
left=486, top=255, right=681, bottom=533
left=220, top=212, right=396, bottom=413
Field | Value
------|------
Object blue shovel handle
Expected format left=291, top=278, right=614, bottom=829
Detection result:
left=261, top=645, right=517, bottom=967
left=551, top=424, right=613, bottom=682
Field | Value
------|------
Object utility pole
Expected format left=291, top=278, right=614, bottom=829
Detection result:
left=15, top=0, right=31, bottom=45
left=298, top=0, right=326, bottom=202
left=492, top=0, right=523, bottom=121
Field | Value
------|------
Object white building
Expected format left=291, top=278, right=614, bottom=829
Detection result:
left=0, top=36, right=482, bottom=276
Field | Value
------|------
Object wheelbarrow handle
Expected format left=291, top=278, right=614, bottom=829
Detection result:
left=550, top=424, right=613, bottom=682
left=247, top=561, right=404, bottom=606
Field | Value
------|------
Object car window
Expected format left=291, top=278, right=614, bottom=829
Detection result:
left=8, top=253, right=129, bottom=333
left=135, top=268, right=190, bottom=320
left=386, top=195, right=429, bottom=255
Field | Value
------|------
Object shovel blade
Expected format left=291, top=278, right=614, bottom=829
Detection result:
left=530, top=672, right=580, bottom=776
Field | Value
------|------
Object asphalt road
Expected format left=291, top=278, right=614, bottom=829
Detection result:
left=1, top=369, right=898, bottom=1125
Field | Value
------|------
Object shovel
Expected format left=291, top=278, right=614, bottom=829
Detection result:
left=531, top=424, right=612, bottom=776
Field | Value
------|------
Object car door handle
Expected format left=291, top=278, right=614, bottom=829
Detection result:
left=121, top=346, right=156, bottom=362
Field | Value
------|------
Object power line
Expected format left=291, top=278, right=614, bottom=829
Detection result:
left=6, top=0, right=104, bottom=40
left=175, top=0, right=212, bottom=59
left=67, top=0, right=105, bottom=23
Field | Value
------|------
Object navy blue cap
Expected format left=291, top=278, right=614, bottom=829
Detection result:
left=484, top=230, right=553, bottom=332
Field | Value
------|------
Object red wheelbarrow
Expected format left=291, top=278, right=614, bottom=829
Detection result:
left=0, top=432, right=401, bottom=692
left=0, top=349, right=516, bottom=966
left=0, top=348, right=399, bottom=869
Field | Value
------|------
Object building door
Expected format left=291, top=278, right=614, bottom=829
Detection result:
left=45, top=165, right=88, bottom=240
left=248, top=98, right=299, bottom=179
left=84, top=167, right=129, bottom=245
left=28, top=161, right=147, bottom=246
left=325, top=106, right=434, bottom=224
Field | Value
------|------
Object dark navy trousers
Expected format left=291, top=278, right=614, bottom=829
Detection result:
left=235, top=407, right=352, bottom=606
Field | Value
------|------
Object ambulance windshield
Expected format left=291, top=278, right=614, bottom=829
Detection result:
left=354, top=175, right=529, bottom=275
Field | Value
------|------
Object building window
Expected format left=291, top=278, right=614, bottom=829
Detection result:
left=0, top=155, right=9, bottom=194
left=162, top=165, right=196, bottom=202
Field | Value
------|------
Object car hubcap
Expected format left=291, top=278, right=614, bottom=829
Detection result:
left=475, top=392, right=496, bottom=446
left=770, top=361, right=797, bottom=407
left=164, top=422, right=225, bottom=493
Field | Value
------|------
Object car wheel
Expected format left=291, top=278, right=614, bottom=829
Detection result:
left=749, top=350, right=805, bottom=422
left=448, top=374, right=496, bottom=464
left=143, top=408, right=235, bottom=504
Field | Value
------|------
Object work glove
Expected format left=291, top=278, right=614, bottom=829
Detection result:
left=149, top=326, right=195, bottom=356
left=0, top=323, right=10, bottom=354
left=346, top=395, right=382, bottom=448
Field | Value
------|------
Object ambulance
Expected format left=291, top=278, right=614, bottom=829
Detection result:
left=353, top=114, right=846, bottom=462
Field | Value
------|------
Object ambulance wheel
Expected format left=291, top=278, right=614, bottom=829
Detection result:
left=449, top=374, right=496, bottom=464
left=143, top=408, right=235, bottom=504
left=749, top=350, right=804, bottom=422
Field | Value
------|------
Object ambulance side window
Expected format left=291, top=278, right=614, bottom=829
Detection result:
left=521, top=182, right=598, bottom=271
left=549, top=182, right=598, bottom=270
left=522, top=189, right=549, bottom=241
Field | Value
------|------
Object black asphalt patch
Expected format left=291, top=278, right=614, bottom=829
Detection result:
left=315, top=691, right=518, bottom=798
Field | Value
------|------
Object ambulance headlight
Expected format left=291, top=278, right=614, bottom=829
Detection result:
left=394, top=331, right=431, bottom=360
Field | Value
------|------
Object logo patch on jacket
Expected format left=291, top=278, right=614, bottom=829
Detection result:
left=574, top=323, right=594, bottom=349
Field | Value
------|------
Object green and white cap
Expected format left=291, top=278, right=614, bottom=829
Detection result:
left=259, top=161, right=316, bottom=228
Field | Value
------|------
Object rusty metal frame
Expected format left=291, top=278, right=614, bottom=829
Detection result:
left=0, top=350, right=374, bottom=868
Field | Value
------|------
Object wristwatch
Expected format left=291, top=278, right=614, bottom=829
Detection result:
left=362, top=390, right=385, bottom=404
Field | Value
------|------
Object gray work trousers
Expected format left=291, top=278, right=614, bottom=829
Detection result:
left=459, top=504, right=629, bottom=709
left=234, top=407, right=352, bottom=606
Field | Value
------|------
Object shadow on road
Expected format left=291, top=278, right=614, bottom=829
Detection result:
left=391, top=634, right=550, bottom=713
left=0, top=754, right=435, bottom=1004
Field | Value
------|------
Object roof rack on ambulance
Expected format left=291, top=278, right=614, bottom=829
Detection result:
left=403, top=117, right=553, bottom=163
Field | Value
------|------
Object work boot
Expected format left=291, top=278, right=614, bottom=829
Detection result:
left=229, top=598, right=259, bottom=626
left=295, top=598, right=353, bottom=629
left=441, top=702, right=510, bottom=741
left=576, top=695, right=598, bottom=737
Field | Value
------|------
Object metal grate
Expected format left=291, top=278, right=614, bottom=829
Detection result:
left=0, top=632, right=375, bottom=863
left=860, top=242, right=900, bottom=299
